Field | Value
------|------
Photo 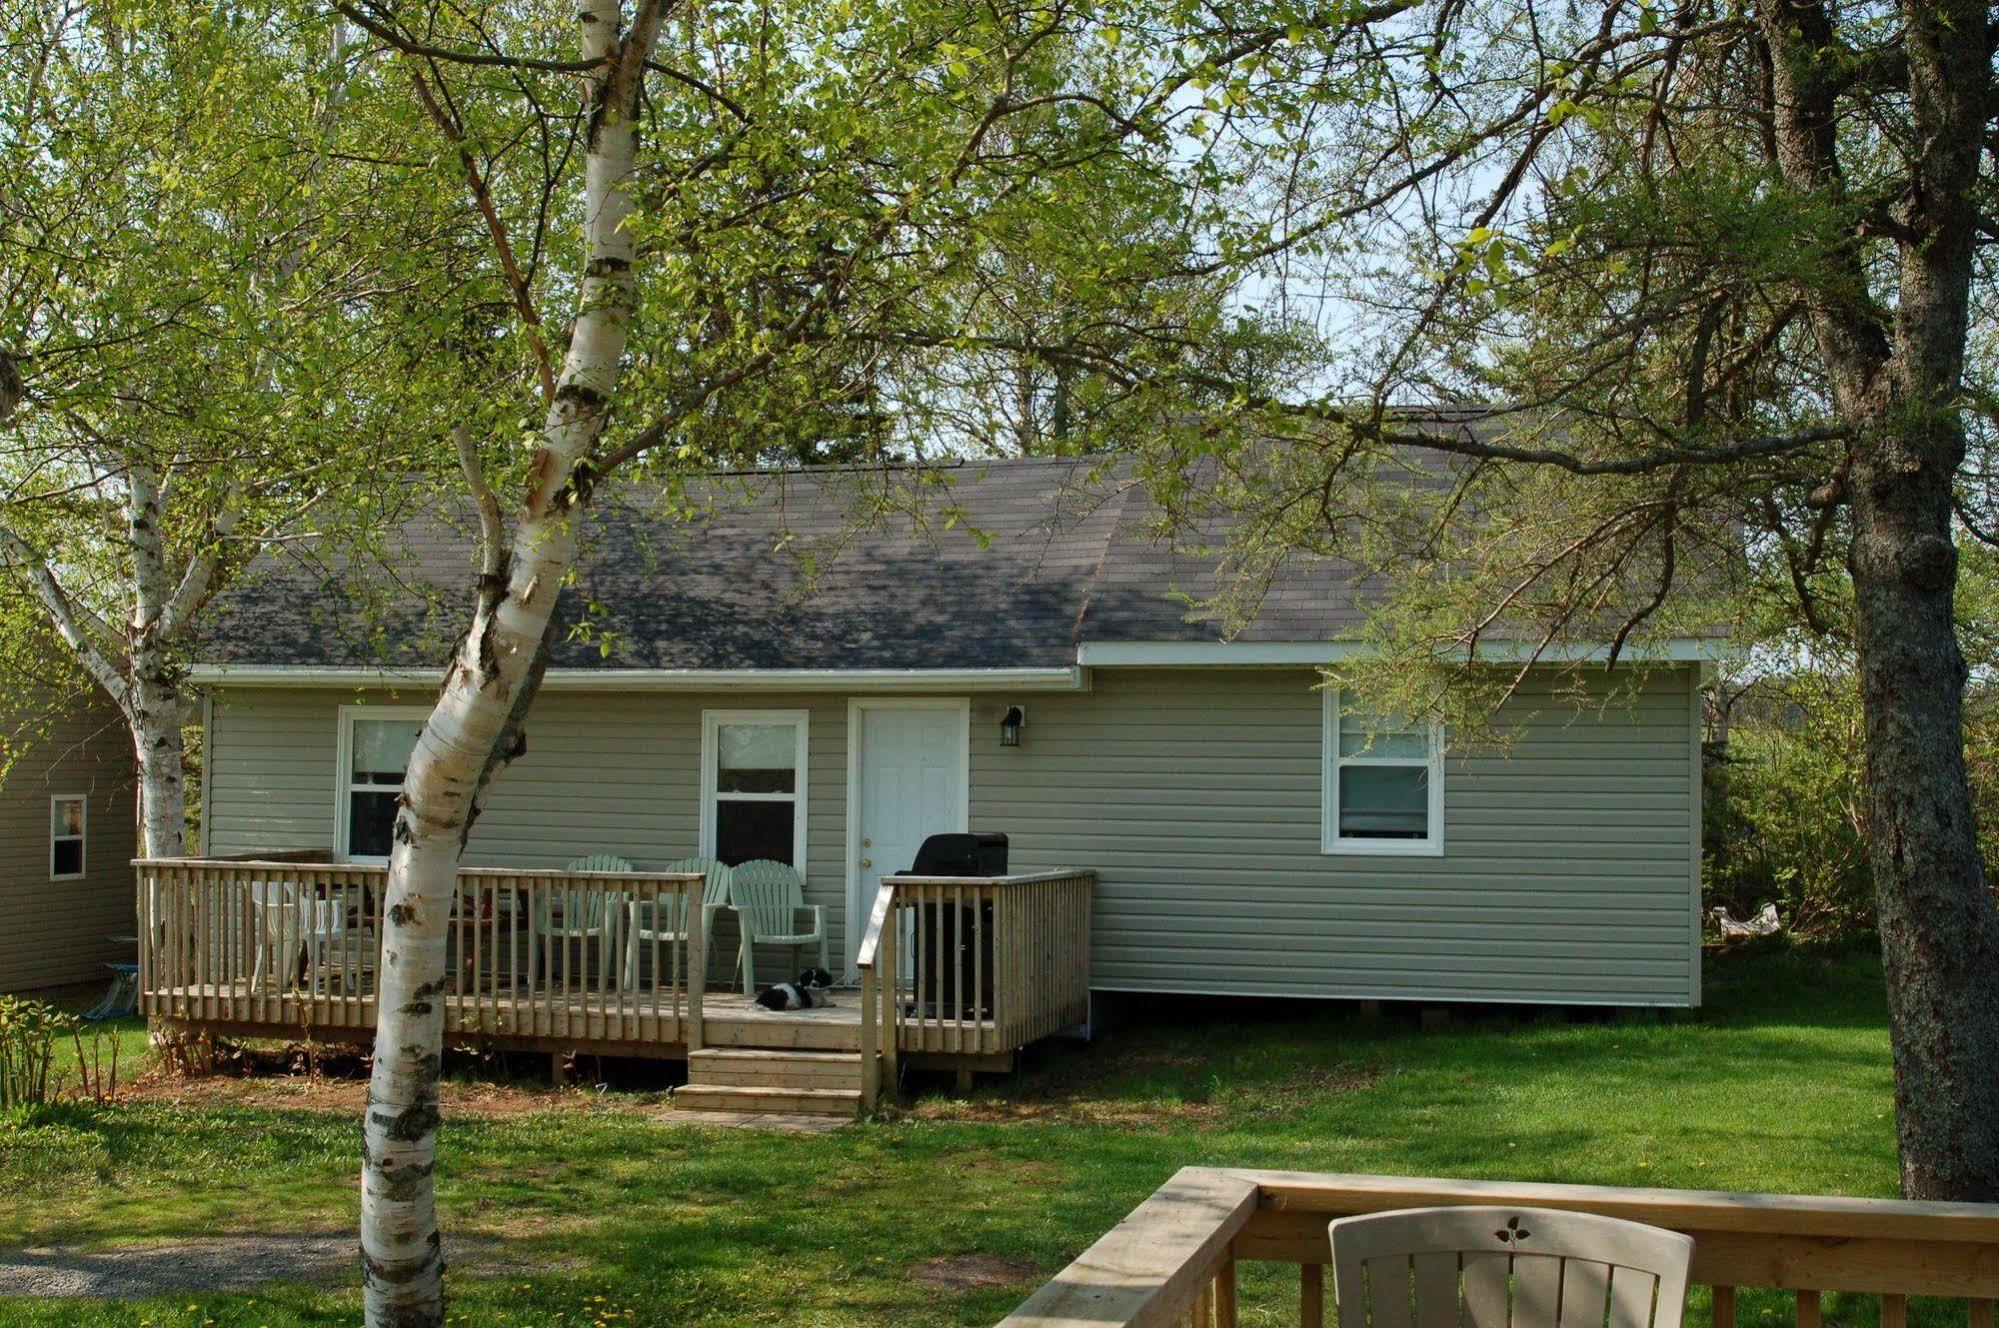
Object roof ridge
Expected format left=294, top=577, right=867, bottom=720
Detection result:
left=1070, top=479, right=1149, bottom=650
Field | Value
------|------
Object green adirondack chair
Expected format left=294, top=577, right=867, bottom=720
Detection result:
left=624, top=856, right=732, bottom=987
left=528, top=854, right=632, bottom=988
left=727, top=859, right=826, bottom=995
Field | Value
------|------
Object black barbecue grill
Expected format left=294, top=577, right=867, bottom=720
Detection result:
left=904, top=831, right=1008, bottom=877
left=896, top=832, right=1007, bottom=1021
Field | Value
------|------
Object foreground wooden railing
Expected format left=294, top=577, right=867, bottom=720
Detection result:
left=137, top=858, right=707, bottom=1050
left=999, top=1169, right=1999, bottom=1328
left=857, top=869, right=1094, bottom=1109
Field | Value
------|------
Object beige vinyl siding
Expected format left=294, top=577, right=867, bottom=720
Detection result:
left=203, top=664, right=1700, bottom=1007
left=969, top=666, right=1700, bottom=1006
left=204, top=689, right=855, bottom=965
left=0, top=695, right=138, bottom=991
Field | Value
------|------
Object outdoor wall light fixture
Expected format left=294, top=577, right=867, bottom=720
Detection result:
left=999, top=705, right=1026, bottom=747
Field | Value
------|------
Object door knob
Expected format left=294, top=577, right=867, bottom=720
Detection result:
left=862, top=837, right=872, bottom=847
left=860, top=858, right=873, bottom=869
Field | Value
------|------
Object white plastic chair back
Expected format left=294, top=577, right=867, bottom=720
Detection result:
left=1330, top=1206, right=1693, bottom=1328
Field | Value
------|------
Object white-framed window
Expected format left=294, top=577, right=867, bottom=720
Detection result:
left=49, top=794, right=86, bottom=880
left=700, top=709, right=809, bottom=870
left=335, top=705, right=430, bottom=861
left=1322, top=689, right=1445, bottom=856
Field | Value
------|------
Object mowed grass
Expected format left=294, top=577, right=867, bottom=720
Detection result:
left=0, top=943, right=1900, bottom=1327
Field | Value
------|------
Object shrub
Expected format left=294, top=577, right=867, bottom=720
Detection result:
left=1705, top=670, right=1999, bottom=937
left=0, top=996, right=71, bottom=1109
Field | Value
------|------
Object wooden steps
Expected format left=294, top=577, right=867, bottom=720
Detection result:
left=676, top=1047, right=864, bottom=1117
left=673, top=1083, right=863, bottom=1116
left=701, top=1016, right=863, bottom=1052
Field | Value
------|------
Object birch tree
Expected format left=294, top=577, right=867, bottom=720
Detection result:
left=326, top=0, right=1392, bottom=1319
left=0, top=3, right=458, bottom=854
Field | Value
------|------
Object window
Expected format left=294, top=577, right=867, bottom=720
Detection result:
left=49, top=795, right=85, bottom=879
left=337, top=707, right=428, bottom=860
left=701, top=710, right=808, bottom=869
left=1322, top=689, right=1444, bottom=856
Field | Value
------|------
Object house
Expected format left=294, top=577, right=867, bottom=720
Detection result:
left=183, top=454, right=1708, bottom=1019
left=0, top=683, right=138, bottom=993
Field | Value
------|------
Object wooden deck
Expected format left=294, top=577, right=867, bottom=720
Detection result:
left=999, top=1169, right=1999, bottom=1328
left=136, top=857, right=1095, bottom=1113
left=143, top=981, right=914, bottom=1052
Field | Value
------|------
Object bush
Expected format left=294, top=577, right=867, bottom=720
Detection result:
left=0, top=998, right=123, bottom=1109
left=1705, top=671, right=1999, bottom=937
left=0, top=996, right=70, bottom=1109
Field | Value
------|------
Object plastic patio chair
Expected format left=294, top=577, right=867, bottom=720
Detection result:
left=529, top=855, right=632, bottom=988
left=727, top=859, right=826, bottom=995
left=1330, top=1205, right=1693, bottom=1328
left=623, top=856, right=732, bottom=987
left=249, top=881, right=357, bottom=992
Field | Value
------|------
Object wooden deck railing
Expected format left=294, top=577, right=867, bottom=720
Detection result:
left=137, top=858, right=708, bottom=1049
left=857, top=869, right=1094, bottom=1109
left=998, top=1169, right=1999, bottom=1328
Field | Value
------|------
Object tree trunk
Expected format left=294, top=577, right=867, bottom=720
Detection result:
left=131, top=705, right=187, bottom=858
left=1758, top=0, right=1999, bottom=1200
left=127, top=639, right=187, bottom=858
left=1849, top=421, right=1999, bottom=1201
left=359, top=7, right=660, bottom=1323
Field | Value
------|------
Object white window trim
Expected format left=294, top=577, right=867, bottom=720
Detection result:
left=334, top=704, right=432, bottom=863
left=49, top=794, right=87, bottom=880
left=700, top=709, right=810, bottom=873
left=1321, top=688, right=1446, bottom=857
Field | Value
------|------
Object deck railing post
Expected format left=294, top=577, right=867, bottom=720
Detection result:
left=1300, top=1262, right=1325, bottom=1328
left=860, top=959, right=879, bottom=1111
left=882, top=905, right=899, bottom=1088
left=687, top=875, right=705, bottom=1052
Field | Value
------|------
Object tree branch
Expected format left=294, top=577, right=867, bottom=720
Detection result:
left=157, top=496, right=244, bottom=642
left=331, top=2, right=606, bottom=73
left=406, top=64, right=557, bottom=404
left=453, top=425, right=506, bottom=582
left=0, top=523, right=128, bottom=704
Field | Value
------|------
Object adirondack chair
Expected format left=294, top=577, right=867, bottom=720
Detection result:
left=528, top=854, right=632, bottom=989
left=1330, top=1206, right=1693, bottom=1328
left=727, top=859, right=826, bottom=995
left=623, top=856, right=732, bottom=987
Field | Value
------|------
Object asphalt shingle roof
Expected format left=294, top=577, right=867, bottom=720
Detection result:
left=197, top=454, right=1388, bottom=671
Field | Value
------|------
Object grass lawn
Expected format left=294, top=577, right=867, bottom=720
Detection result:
left=0, top=943, right=1899, bottom=1327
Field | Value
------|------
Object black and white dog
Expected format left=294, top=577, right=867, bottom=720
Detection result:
left=753, top=968, right=835, bottom=1011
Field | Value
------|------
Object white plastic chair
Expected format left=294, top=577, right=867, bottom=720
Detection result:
left=1330, top=1205, right=1693, bottom=1328
left=529, top=855, right=631, bottom=989
left=728, top=859, right=826, bottom=995
left=624, top=857, right=732, bottom=988
left=249, top=882, right=355, bottom=991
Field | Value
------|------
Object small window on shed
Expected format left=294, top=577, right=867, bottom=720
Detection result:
left=1322, top=690, right=1444, bottom=856
left=50, top=795, right=86, bottom=879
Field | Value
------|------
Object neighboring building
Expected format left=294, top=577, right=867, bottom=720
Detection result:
left=191, top=455, right=1711, bottom=1010
left=0, top=686, right=138, bottom=992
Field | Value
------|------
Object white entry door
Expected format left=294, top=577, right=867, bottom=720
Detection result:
left=847, top=699, right=970, bottom=965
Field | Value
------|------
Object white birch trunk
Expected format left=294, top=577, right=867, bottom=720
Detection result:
left=121, top=459, right=189, bottom=857
left=128, top=643, right=187, bottom=858
left=360, top=7, right=661, bottom=1323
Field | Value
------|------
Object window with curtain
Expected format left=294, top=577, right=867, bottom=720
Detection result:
left=50, top=795, right=85, bottom=879
left=342, top=712, right=425, bottom=859
left=703, top=713, right=807, bottom=868
left=1323, top=690, right=1444, bottom=855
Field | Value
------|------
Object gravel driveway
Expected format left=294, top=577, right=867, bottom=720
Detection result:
left=0, top=1233, right=514, bottom=1299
